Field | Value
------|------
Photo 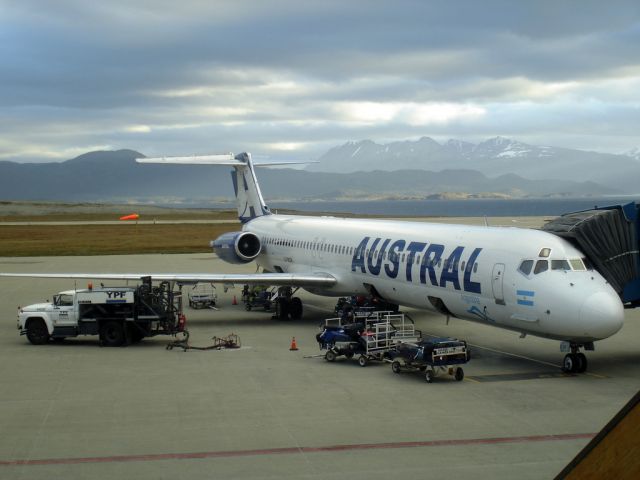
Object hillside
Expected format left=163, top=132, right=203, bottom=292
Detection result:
left=0, top=149, right=617, bottom=203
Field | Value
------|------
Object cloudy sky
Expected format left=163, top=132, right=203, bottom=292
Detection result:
left=2, top=0, right=640, bottom=162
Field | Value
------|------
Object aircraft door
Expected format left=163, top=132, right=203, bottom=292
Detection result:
left=492, top=263, right=505, bottom=305
left=51, top=294, right=76, bottom=326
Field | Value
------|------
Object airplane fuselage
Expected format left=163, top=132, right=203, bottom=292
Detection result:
left=247, top=214, right=624, bottom=343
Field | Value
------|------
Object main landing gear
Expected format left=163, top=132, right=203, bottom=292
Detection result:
left=273, top=286, right=303, bottom=320
left=562, top=343, right=590, bottom=374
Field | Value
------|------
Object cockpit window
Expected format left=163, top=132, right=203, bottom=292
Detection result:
left=538, top=248, right=551, bottom=258
left=534, top=260, right=548, bottom=274
left=551, top=259, right=571, bottom=271
left=569, top=258, right=587, bottom=271
left=518, top=260, right=534, bottom=275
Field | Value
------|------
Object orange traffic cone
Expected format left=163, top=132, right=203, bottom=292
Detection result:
left=289, top=337, right=299, bottom=351
left=232, top=295, right=238, bottom=305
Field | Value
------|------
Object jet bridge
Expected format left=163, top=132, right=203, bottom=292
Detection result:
left=542, top=202, right=640, bottom=307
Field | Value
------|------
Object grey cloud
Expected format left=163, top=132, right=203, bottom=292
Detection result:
left=1, top=0, right=640, bottom=160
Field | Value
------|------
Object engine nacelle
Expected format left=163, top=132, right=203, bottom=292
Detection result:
left=211, top=231, right=262, bottom=264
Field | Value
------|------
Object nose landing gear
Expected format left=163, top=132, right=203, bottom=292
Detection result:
left=562, top=343, right=590, bottom=373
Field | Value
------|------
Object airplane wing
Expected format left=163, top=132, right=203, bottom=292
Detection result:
left=0, top=272, right=336, bottom=287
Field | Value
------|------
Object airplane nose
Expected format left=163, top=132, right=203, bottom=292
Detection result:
left=580, top=291, right=624, bottom=339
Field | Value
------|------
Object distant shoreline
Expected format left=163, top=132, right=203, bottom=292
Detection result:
left=1, top=195, right=638, bottom=221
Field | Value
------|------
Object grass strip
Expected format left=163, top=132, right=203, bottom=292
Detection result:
left=0, top=223, right=239, bottom=256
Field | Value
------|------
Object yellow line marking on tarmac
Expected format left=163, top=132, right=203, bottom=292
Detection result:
left=466, top=342, right=608, bottom=379
left=466, top=342, right=560, bottom=368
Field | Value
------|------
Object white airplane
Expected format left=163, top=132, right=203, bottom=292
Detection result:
left=1, top=152, right=627, bottom=373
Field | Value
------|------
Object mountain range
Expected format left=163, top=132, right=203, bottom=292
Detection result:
left=310, top=137, right=640, bottom=193
left=0, top=137, right=637, bottom=204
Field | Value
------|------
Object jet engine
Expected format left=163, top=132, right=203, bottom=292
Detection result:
left=211, top=231, right=261, bottom=264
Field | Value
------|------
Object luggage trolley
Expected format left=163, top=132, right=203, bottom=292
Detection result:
left=389, top=337, right=470, bottom=383
left=316, top=311, right=421, bottom=367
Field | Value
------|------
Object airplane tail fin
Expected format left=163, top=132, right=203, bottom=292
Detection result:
left=137, top=152, right=307, bottom=223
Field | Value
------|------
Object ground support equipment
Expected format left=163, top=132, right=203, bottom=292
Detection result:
left=317, top=311, right=421, bottom=367
left=242, top=284, right=273, bottom=312
left=188, top=283, right=218, bottom=309
left=166, top=331, right=241, bottom=352
left=388, top=337, right=470, bottom=383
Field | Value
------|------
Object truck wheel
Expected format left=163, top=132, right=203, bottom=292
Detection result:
left=392, top=361, right=402, bottom=374
left=455, top=367, right=464, bottom=381
left=324, top=350, right=337, bottom=362
left=425, top=369, right=434, bottom=383
left=128, top=325, right=144, bottom=344
left=26, top=319, right=50, bottom=345
left=101, top=321, right=125, bottom=347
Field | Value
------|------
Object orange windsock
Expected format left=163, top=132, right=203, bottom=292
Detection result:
left=119, top=213, right=140, bottom=221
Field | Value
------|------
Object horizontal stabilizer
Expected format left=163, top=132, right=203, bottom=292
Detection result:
left=136, top=154, right=238, bottom=165
left=136, top=155, right=316, bottom=167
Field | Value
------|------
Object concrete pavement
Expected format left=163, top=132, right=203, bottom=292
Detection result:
left=0, top=253, right=638, bottom=479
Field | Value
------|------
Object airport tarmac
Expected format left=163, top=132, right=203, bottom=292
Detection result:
left=0, top=253, right=639, bottom=479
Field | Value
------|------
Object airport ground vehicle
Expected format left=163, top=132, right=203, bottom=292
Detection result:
left=334, top=295, right=399, bottom=318
left=388, top=337, right=470, bottom=382
left=17, top=278, right=185, bottom=346
left=188, top=283, right=217, bottom=309
left=316, top=311, right=421, bottom=366
left=242, top=284, right=272, bottom=311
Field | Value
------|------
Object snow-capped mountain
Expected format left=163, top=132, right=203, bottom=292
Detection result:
left=623, top=147, right=640, bottom=161
left=308, top=137, right=640, bottom=193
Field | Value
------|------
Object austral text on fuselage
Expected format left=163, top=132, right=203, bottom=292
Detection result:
left=351, top=237, right=483, bottom=294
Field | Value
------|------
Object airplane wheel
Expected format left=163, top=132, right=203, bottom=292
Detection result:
left=562, top=354, right=576, bottom=373
left=392, top=361, right=402, bottom=374
left=275, top=298, right=289, bottom=320
left=455, top=367, right=464, bottom=381
left=290, top=297, right=303, bottom=319
left=576, top=353, right=588, bottom=373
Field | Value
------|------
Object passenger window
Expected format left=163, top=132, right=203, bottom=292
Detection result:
left=473, top=263, right=477, bottom=273
left=460, top=261, right=465, bottom=272
left=551, top=260, right=571, bottom=270
left=518, top=260, right=534, bottom=276
left=534, top=260, right=548, bottom=274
